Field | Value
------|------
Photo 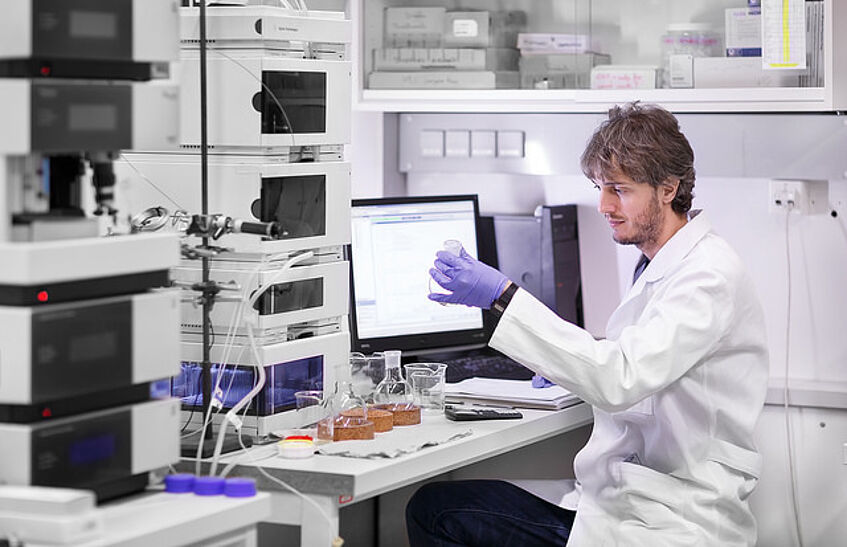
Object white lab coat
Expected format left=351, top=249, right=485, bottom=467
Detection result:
left=490, top=211, right=769, bottom=546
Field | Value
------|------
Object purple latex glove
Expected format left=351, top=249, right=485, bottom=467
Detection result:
left=428, top=248, right=509, bottom=309
left=532, top=375, right=555, bottom=388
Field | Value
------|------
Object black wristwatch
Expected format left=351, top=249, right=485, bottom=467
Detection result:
left=490, top=282, right=519, bottom=318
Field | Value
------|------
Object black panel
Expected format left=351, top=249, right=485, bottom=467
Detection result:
left=553, top=239, right=584, bottom=327
left=30, top=408, right=132, bottom=493
left=0, top=270, right=169, bottom=306
left=32, top=0, right=133, bottom=61
left=259, top=174, right=326, bottom=239
left=547, top=205, right=584, bottom=327
left=94, top=473, right=149, bottom=503
left=30, top=299, right=133, bottom=402
left=477, top=215, right=500, bottom=337
left=30, top=82, right=132, bottom=153
left=0, top=59, right=154, bottom=81
left=253, top=277, right=324, bottom=315
left=0, top=384, right=150, bottom=423
left=46, top=155, right=84, bottom=211
left=476, top=215, right=499, bottom=270
left=261, top=71, right=327, bottom=134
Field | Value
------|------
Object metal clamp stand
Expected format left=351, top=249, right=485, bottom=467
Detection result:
left=180, top=1, right=244, bottom=460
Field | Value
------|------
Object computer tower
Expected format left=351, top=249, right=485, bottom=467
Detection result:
left=482, top=204, right=583, bottom=327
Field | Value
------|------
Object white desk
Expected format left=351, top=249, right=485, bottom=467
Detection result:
left=23, top=491, right=271, bottom=547
left=191, top=403, right=592, bottom=546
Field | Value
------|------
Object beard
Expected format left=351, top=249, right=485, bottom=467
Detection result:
left=612, top=190, right=663, bottom=248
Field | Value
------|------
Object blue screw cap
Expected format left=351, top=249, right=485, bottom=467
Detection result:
left=224, top=478, right=257, bottom=498
left=193, top=476, right=226, bottom=496
left=164, top=474, right=195, bottom=494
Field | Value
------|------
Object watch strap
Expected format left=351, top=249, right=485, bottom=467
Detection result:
left=491, top=283, right=518, bottom=318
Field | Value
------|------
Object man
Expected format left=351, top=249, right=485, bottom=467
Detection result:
left=407, top=102, right=769, bottom=546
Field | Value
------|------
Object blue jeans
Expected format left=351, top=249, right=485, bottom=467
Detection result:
left=406, top=480, right=576, bottom=546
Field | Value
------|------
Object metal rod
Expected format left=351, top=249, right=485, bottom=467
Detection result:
left=199, top=0, right=213, bottom=444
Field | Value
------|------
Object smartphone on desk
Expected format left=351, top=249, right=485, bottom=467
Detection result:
left=445, top=404, right=523, bottom=421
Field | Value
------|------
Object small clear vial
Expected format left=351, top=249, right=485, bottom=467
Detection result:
left=429, top=240, right=463, bottom=304
left=443, top=239, right=463, bottom=256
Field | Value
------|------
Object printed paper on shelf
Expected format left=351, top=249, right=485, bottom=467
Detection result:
left=453, top=19, right=479, bottom=38
left=762, top=0, right=806, bottom=70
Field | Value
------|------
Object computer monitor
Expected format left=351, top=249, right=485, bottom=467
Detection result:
left=349, top=195, right=488, bottom=355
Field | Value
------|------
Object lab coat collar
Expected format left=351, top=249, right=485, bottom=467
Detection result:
left=635, top=209, right=711, bottom=286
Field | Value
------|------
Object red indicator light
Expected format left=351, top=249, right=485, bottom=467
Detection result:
left=40, top=66, right=51, bottom=77
left=36, top=291, right=49, bottom=302
left=41, top=407, right=52, bottom=418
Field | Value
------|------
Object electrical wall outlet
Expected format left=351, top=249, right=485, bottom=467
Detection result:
left=769, top=179, right=830, bottom=215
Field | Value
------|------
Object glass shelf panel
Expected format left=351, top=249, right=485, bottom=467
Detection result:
left=358, top=0, right=829, bottom=109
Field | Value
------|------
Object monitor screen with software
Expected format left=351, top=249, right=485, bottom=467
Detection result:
left=349, top=195, right=488, bottom=354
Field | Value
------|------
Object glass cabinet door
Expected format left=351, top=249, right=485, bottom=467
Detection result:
left=356, top=0, right=839, bottom=112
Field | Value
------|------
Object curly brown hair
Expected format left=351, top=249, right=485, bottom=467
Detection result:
left=580, top=102, right=695, bottom=214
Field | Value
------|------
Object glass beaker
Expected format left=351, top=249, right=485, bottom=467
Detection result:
left=405, top=363, right=448, bottom=413
left=373, top=350, right=413, bottom=405
left=349, top=352, right=385, bottom=403
left=331, top=381, right=368, bottom=417
left=294, top=390, right=333, bottom=441
left=328, top=381, right=373, bottom=441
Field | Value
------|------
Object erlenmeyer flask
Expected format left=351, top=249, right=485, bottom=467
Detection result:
left=373, top=350, right=413, bottom=406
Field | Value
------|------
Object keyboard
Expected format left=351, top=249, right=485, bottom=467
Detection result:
left=440, top=353, right=534, bottom=383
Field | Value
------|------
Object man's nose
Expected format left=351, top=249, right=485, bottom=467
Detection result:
left=598, top=191, right=615, bottom=214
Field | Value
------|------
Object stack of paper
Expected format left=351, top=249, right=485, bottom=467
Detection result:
left=445, top=378, right=580, bottom=410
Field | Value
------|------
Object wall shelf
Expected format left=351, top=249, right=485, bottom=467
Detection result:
left=352, top=0, right=847, bottom=114
left=358, top=86, right=834, bottom=113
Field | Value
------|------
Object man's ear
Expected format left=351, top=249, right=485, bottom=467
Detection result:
left=661, top=178, right=680, bottom=205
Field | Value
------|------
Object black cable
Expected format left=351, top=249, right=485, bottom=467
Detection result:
left=181, top=323, right=218, bottom=434
left=180, top=370, right=202, bottom=434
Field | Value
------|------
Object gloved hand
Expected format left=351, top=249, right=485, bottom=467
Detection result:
left=532, top=375, right=555, bottom=388
left=428, top=248, right=510, bottom=309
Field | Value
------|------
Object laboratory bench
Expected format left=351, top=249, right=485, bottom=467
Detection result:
left=182, top=402, right=593, bottom=545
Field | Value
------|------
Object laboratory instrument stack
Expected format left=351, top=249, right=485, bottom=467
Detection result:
left=0, top=0, right=182, bottom=502
left=114, top=4, right=353, bottom=447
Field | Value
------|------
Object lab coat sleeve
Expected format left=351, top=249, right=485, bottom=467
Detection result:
left=489, top=269, right=735, bottom=413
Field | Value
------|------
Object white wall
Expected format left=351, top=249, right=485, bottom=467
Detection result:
left=752, top=405, right=847, bottom=547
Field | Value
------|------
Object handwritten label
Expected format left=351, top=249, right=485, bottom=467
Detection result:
left=592, top=70, right=656, bottom=90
